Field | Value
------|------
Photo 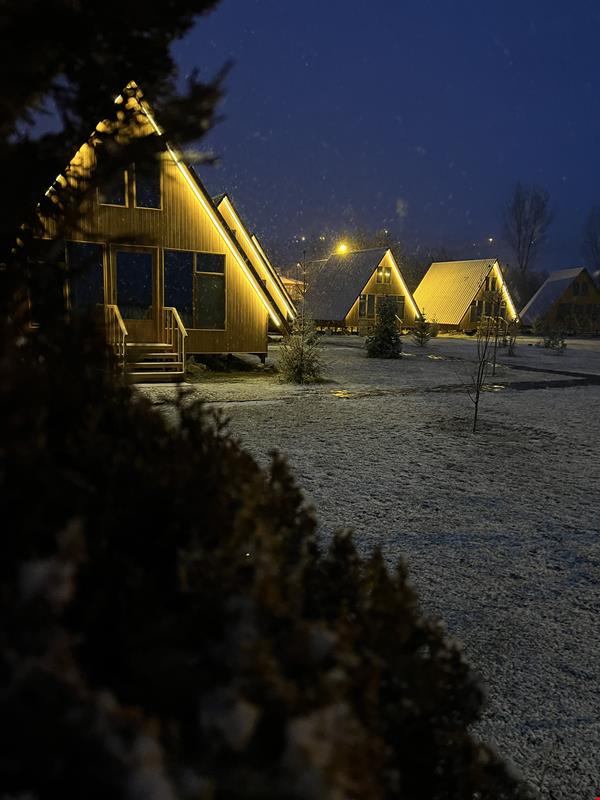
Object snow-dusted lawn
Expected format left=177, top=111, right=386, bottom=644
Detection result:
left=141, top=335, right=600, bottom=799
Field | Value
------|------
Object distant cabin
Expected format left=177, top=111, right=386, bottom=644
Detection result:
left=301, top=247, right=420, bottom=334
left=413, top=258, right=518, bottom=332
left=35, top=81, right=290, bottom=382
left=520, top=267, right=600, bottom=333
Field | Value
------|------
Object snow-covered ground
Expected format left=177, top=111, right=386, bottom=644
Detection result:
left=141, top=334, right=600, bottom=799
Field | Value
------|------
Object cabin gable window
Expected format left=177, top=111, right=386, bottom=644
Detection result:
left=376, top=266, right=391, bottom=284
left=98, top=168, right=128, bottom=206
left=134, top=158, right=161, bottom=209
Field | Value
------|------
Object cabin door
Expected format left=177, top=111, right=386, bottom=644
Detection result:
left=113, top=247, right=159, bottom=342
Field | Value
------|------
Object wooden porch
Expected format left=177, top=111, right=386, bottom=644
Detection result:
left=105, top=305, right=187, bottom=383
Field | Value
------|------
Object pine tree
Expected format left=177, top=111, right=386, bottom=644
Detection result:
left=278, top=313, right=323, bottom=383
left=411, top=313, right=432, bottom=347
left=366, top=296, right=402, bottom=358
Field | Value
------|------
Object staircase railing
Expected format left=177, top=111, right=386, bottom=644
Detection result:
left=162, top=307, right=188, bottom=368
left=104, top=304, right=128, bottom=368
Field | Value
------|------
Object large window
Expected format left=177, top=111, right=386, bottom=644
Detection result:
left=164, top=250, right=194, bottom=327
left=470, top=300, right=482, bottom=323
left=67, top=242, right=104, bottom=309
left=97, top=156, right=161, bottom=208
left=164, top=250, right=226, bottom=329
left=385, top=295, right=405, bottom=319
left=116, top=250, right=153, bottom=319
left=27, top=239, right=67, bottom=321
left=359, top=293, right=376, bottom=317
left=97, top=151, right=127, bottom=206
left=134, top=158, right=161, bottom=209
left=195, top=253, right=226, bottom=329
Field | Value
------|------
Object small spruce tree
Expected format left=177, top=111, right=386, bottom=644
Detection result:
left=278, top=314, right=323, bottom=383
left=411, top=313, right=432, bottom=347
left=366, top=296, right=402, bottom=358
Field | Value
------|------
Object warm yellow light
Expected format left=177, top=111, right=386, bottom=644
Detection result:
left=219, top=197, right=297, bottom=319
left=140, top=101, right=282, bottom=327
left=492, top=262, right=517, bottom=320
left=337, top=242, right=349, bottom=254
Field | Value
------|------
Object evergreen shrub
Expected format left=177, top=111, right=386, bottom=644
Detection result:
left=366, top=296, right=402, bottom=358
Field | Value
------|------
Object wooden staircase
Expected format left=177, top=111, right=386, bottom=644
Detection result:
left=105, top=305, right=188, bottom=385
left=125, top=342, right=185, bottom=384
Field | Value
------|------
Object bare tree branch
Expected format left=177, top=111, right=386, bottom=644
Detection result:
left=503, top=182, right=553, bottom=274
left=581, top=206, right=600, bottom=271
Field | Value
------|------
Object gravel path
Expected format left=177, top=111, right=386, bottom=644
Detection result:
left=141, top=335, right=600, bottom=798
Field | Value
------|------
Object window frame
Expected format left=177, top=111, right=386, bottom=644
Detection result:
left=97, top=166, right=129, bottom=208
left=132, top=158, right=163, bottom=211
left=376, top=266, right=392, bottom=284
left=65, top=239, right=106, bottom=310
left=111, top=244, right=157, bottom=318
left=194, top=252, right=227, bottom=331
left=162, top=249, right=228, bottom=331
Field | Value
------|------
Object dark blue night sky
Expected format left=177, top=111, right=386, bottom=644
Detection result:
left=173, top=0, right=600, bottom=268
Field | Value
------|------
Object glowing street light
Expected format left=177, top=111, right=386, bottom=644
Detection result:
left=488, top=236, right=494, bottom=244
left=337, top=242, right=349, bottom=254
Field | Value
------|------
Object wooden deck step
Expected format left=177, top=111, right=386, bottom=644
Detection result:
left=123, top=341, right=185, bottom=383
left=126, top=342, right=173, bottom=350
left=126, top=361, right=184, bottom=371
left=126, top=371, right=185, bottom=384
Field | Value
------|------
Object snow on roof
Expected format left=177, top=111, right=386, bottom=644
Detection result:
left=519, top=267, right=586, bottom=325
left=304, top=248, right=389, bottom=321
left=413, top=259, right=497, bottom=325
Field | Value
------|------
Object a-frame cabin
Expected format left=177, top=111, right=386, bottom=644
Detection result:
left=302, top=247, right=421, bottom=334
left=519, top=267, right=600, bottom=333
left=413, top=258, right=518, bottom=332
left=36, top=82, right=287, bottom=382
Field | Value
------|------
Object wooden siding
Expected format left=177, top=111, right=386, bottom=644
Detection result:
left=42, top=134, right=269, bottom=355
left=344, top=251, right=419, bottom=333
left=457, top=262, right=517, bottom=331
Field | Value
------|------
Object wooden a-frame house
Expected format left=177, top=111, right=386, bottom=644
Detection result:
left=36, top=81, right=292, bottom=382
left=413, top=258, right=518, bottom=331
left=302, top=247, right=421, bottom=334
left=519, top=267, right=600, bottom=333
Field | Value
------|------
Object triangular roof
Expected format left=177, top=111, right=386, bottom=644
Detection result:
left=520, top=267, right=589, bottom=325
left=48, top=80, right=285, bottom=328
left=413, top=258, right=515, bottom=324
left=304, top=247, right=419, bottom=321
left=212, top=193, right=296, bottom=320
